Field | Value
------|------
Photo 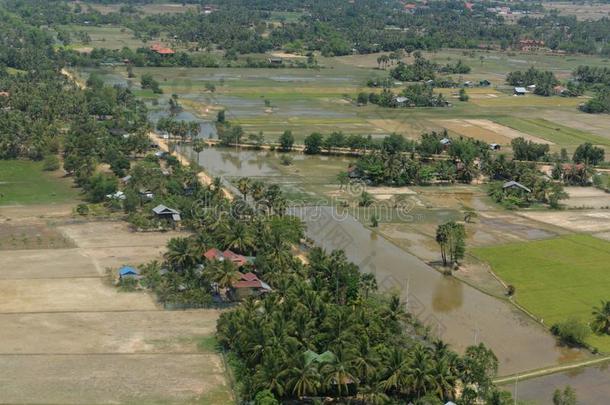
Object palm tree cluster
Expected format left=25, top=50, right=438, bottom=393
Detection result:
left=218, top=245, right=510, bottom=404
left=156, top=116, right=200, bottom=142
left=485, top=155, right=568, bottom=209
left=131, top=171, right=304, bottom=304
left=237, top=177, right=289, bottom=216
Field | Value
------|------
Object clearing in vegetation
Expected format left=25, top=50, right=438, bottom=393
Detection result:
left=473, top=234, right=610, bottom=352
left=0, top=160, right=80, bottom=206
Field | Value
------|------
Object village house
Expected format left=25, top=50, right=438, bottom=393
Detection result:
left=503, top=180, right=531, bottom=193
left=231, top=272, right=272, bottom=300
left=514, top=87, right=526, bottom=96
left=394, top=96, right=408, bottom=107
left=203, top=248, right=253, bottom=268
left=518, top=39, right=545, bottom=52
left=489, top=143, right=501, bottom=151
left=150, top=43, right=175, bottom=55
left=118, top=266, right=139, bottom=280
left=553, top=85, right=567, bottom=96
left=152, top=204, right=181, bottom=225
left=267, top=57, right=283, bottom=65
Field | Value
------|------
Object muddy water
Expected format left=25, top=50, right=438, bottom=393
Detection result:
left=296, top=206, right=579, bottom=376
left=501, top=361, right=610, bottom=404
left=184, top=145, right=580, bottom=376
left=184, top=147, right=280, bottom=178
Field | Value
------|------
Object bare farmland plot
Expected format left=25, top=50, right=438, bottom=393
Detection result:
left=0, top=218, right=230, bottom=404
left=543, top=2, right=610, bottom=20
left=435, top=119, right=553, bottom=145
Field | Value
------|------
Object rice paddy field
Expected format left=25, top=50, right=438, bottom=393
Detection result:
left=473, top=234, right=610, bottom=352
left=59, top=25, right=149, bottom=51
left=79, top=46, right=610, bottom=156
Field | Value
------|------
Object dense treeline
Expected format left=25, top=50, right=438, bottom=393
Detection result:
left=572, top=66, right=610, bottom=114
left=506, top=67, right=559, bottom=96
left=350, top=133, right=488, bottom=186
left=0, top=1, right=151, bottom=205
left=5, top=0, right=610, bottom=57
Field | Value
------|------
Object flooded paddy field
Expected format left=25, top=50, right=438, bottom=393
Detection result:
left=181, top=143, right=583, bottom=376
left=501, top=361, right=610, bottom=405
left=298, top=206, right=582, bottom=376
left=80, top=49, right=609, bottom=154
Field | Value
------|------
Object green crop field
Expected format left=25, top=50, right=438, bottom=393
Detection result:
left=83, top=49, right=610, bottom=150
left=0, top=160, right=80, bottom=205
left=473, top=234, right=610, bottom=351
left=493, top=117, right=610, bottom=147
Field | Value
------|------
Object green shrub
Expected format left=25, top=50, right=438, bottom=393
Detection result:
left=551, top=318, right=590, bottom=347
left=42, top=155, right=60, bottom=171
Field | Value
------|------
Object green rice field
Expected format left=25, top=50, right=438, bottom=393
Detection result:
left=473, top=234, right=610, bottom=352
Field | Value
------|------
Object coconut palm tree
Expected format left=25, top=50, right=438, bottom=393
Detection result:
left=359, top=273, right=377, bottom=299
left=164, top=237, right=200, bottom=270
left=223, top=220, right=255, bottom=253
left=592, top=300, right=610, bottom=335
left=406, top=346, right=434, bottom=398
left=237, top=177, right=251, bottom=200
left=208, top=259, right=240, bottom=290
left=379, top=347, right=409, bottom=394
left=281, top=353, right=321, bottom=398
left=321, top=354, right=357, bottom=397
left=250, top=180, right=265, bottom=202
left=192, top=138, right=205, bottom=162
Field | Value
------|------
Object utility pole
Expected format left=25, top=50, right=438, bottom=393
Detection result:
left=514, top=374, right=518, bottom=405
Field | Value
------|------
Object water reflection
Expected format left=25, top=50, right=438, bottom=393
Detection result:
left=432, top=276, right=464, bottom=313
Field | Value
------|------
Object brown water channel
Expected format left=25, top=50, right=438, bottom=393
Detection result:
left=183, top=144, right=582, bottom=376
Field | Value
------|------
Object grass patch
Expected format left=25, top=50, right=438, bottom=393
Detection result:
left=197, top=335, right=219, bottom=352
left=493, top=117, right=610, bottom=147
left=473, top=234, right=610, bottom=352
left=0, top=160, right=80, bottom=205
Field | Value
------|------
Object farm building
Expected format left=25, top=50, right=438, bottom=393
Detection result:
left=119, top=266, right=139, bottom=279
left=152, top=204, right=181, bottom=223
left=394, top=96, right=408, bottom=106
left=440, top=138, right=452, bottom=147
left=503, top=181, right=531, bottom=193
left=514, top=87, right=526, bottom=95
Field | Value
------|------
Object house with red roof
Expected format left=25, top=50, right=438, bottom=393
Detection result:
left=203, top=247, right=224, bottom=261
left=203, top=248, right=252, bottom=268
left=232, top=272, right=272, bottom=300
left=150, top=43, right=176, bottom=55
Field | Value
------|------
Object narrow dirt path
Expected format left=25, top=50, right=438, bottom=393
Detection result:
left=494, top=355, right=610, bottom=384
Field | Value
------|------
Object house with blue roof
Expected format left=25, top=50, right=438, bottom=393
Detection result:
left=119, top=266, right=139, bottom=279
